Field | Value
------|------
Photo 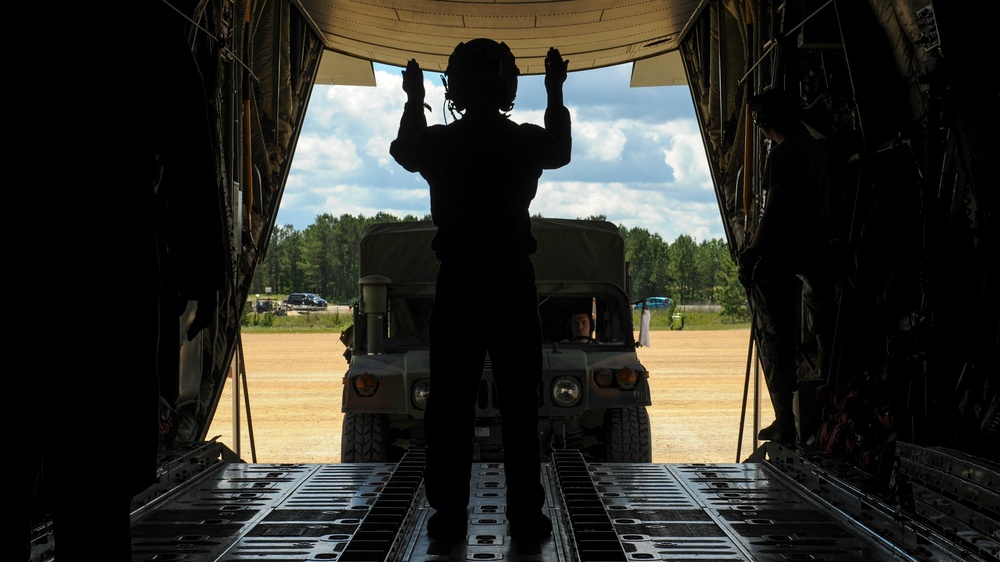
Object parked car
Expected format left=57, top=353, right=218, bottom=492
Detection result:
left=634, top=296, right=673, bottom=310
left=286, top=292, right=328, bottom=308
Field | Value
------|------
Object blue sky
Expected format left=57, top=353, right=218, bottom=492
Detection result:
left=281, top=62, right=724, bottom=244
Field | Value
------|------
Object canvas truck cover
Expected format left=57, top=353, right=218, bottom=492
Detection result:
left=358, top=218, right=627, bottom=290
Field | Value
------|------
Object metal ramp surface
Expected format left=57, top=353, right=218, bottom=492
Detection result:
left=128, top=448, right=983, bottom=561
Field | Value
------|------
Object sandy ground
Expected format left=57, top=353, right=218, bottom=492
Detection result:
left=207, top=329, right=775, bottom=464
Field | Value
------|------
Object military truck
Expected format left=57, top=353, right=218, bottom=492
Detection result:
left=340, top=218, right=653, bottom=463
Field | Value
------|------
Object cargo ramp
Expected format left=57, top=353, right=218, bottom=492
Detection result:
left=117, top=443, right=997, bottom=562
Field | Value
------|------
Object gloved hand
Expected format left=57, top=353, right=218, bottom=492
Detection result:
left=738, top=263, right=754, bottom=289
left=182, top=291, right=218, bottom=341
left=402, top=58, right=425, bottom=104
left=544, top=47, right=568, bottom=92
left=737, top=247, right=759, bottom=289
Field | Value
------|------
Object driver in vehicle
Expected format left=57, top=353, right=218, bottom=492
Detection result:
left=564, top=311, right=594, bottom=343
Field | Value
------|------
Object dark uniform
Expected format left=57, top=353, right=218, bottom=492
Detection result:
left=390, top=39, right=571, bottom=544
left=743, top=89, right=836, bottom=442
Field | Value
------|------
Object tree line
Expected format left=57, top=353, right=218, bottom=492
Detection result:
left=250, top=213, right=750, bottom=320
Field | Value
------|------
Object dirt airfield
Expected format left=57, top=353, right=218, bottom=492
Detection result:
left=207, top=328, right=775, bottom=465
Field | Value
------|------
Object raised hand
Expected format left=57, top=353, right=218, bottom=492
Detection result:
left=402, top=58, right=425, bottom=103
left=544, top=47, right=568, bottom=92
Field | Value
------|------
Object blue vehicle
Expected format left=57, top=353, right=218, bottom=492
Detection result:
left=634, top=296, right=673, bottom=310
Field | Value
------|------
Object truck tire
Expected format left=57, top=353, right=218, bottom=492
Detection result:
left=341, top=412, right=391, bottom=462
left=604, top=407, right=652, bottom=462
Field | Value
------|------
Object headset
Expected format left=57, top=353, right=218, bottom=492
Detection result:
left=443, top=38, right=520, bottom=116
left=749, top=88, right=799, bottom=130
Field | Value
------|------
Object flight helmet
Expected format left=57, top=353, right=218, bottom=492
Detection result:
left=444, top=38, right=519, bottom=113
left=749, top=88, right=800, bottom=131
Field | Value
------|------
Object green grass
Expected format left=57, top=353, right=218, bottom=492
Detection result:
left=240, top=306, right=749, bottom=333
left=633, top=308, right=750, bottom=331
left=241, top=309, right=352, bottom=333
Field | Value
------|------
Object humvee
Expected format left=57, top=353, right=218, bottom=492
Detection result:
left=340, top=218, right=652, bottom=463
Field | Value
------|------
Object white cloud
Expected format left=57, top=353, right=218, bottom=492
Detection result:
left=574, top=119, right=628, bottom=162
left=280, top=63, right=727, bottom=243
left=291, top=134, right=363, bottom=173
left=651, top=119, right=713, bottom=191
left=533, top=176, right=722, bottom=244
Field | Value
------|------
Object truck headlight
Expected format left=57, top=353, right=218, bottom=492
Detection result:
left=551, top=376, right=582, bottom=407
left=352, top=372, right=378, bottom=397
left=594, top=368, right=615, bottom=387
left=594, top=367, right=640, bottom=390
left=412, top=379, right=430, bottom=409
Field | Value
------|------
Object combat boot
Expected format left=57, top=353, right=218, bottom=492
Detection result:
left=758, top=390, right=796, bottom=441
